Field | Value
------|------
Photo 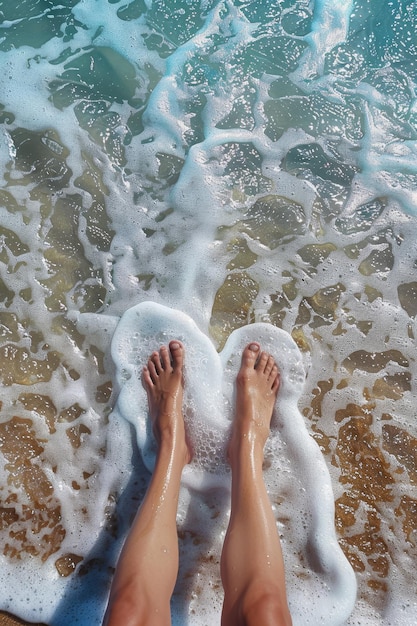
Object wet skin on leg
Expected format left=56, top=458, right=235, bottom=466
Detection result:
left=220, top=343, right=292, bottom=626
left=103, top=341, right=292, bottom=626
left=103, top=340, right=191, bottom=626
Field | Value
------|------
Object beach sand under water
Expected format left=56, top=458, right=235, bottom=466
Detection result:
left=1, top=0, right=417, bottom=624
left=0, top=612, right=46, bottom=626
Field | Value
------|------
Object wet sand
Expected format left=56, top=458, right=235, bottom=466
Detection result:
left=0, top=613, right=47, bottom=626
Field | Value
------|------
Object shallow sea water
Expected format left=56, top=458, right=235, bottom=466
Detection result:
left=0, top=0, right=417, bottom=624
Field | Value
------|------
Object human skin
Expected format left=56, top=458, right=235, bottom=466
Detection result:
left=103, top=341, right=292, bottom=626
left=103, top=340, right=190, bottom=626
left=220, top=342, right=292, bottom=626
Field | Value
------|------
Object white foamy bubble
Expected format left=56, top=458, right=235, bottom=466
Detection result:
left=292, top=0, right=354, bottom=82
left=2, top=0, right=417, bottom=622
left=110, top=301, right=357, bottom=625
left=111, top=301, right=226, bottom=488
left=0, top=405, right=132, bottom=625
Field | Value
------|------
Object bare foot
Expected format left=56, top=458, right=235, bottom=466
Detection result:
left=142, top=340, right=191, bottom=465
left=229, top=343, right=280, bottom=460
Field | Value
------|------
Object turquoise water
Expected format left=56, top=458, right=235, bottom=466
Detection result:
left=1, top=0, right=417, bottom=624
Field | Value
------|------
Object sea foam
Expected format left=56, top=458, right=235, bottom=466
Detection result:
left=1, top=0, right=417, bottom=623
left=110, top=301, right=357, bottom=625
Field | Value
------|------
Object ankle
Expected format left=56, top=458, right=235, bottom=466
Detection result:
left=157, top=424, right=191, bottom=466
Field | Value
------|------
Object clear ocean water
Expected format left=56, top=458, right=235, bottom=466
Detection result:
left=0, top=0, right=417, bottom=624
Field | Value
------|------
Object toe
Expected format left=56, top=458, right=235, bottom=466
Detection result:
left=159, top=345, right=171, bottom=370
left=169, top=340, right=184, bottom=372
left=151, top=350, right=162, bottom=373
left=256, top=350, right=269, bottom=373
left=271, top=368, right=280, bottom=393
left=242, top=343, right=260, bottom=369
left=264, top=354, right=275, bottom=377
left=146, top=359, right=158, bottom=384
left=142, top=365, right=152, bottom=388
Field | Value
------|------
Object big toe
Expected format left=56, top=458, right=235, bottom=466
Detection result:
left=169, top=340, right=184, bottom=370
left=241, top=342, right=260, bottom=369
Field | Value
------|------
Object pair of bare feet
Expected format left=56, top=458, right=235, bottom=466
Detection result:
left=142, top=340, right=280, bottom=466
left=104, top=341, right=291, bottom=626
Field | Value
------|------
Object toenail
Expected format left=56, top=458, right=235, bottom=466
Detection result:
left=249, top=343, right=260, bottom=352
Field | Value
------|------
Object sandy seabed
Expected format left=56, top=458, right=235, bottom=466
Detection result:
left=0, top=613, right=47, bottom=626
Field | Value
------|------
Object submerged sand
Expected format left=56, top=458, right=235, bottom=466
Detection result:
left=0, top=613, right=47, bottom=626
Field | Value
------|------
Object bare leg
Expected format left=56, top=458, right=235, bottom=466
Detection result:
left=103, top=340, right=191, bottom=626
left=221, top=343, right=292, bottom=626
